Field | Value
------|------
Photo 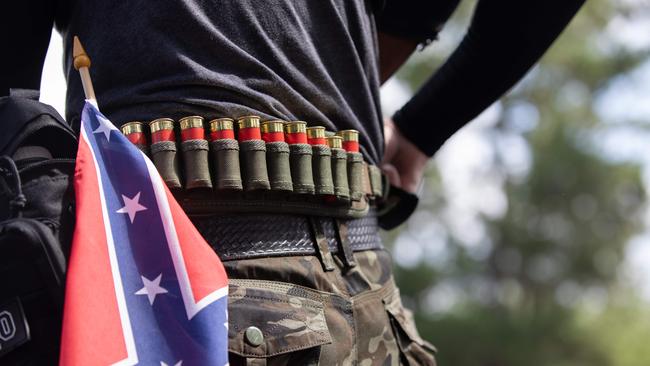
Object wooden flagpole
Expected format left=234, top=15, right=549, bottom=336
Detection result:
left=72, top=36, right=97, bottom=104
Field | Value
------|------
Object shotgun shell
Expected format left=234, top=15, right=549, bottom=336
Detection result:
left=308, top=126, right=334, bottom=195
left=326, top=135, right=343, bottom=150
left=209, top=118, right=242, bottom=191
left=237, top=115, right=262, bottom=141
left=179, top=116, right=211, bottom=189
left=306, top=126, right=327, bottom=146
left=209, top=118, right=236, bottom=141
left=261, top=120, right=286, bottom=143
left=149, top=118, right=181, bottom=189
left=179, top=115, right=206, bottom=141
left=120, top=121, right=148, bottom=154
left=338, top=129, right=363, bottom=201
left=149, top=118, right=176, bottom=143
left=327, top=135, right=349, bottom=201
left=262, top=120, right=293, bottom=191
left=236, top=115, right=270, bottom=191
left=285, top=121, right=314, bottom=194
left=284, top=121, right=308, bottom=144
left=336, top=130, right=360, bottom=153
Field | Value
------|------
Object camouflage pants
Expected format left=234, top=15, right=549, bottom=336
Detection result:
left=223, top=249, right=437, bottom=365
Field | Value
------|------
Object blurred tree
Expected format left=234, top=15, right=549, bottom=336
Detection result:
left=386, top=0, right=650, bottom=365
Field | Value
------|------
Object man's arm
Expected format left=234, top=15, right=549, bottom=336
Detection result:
left=389, top=0, right=586, bottom=157
left=377, top=0, right=586, bottom=192
left=376, top=0, right=461, bottom=192
left=0, top=0, right=56, bottom=96
left=377, top=0, right=460, bottom=84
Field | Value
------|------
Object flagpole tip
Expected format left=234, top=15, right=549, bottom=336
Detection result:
left=73, top=36, right=91, bottom=70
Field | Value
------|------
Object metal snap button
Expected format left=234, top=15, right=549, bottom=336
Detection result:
left=245, top=326, right=264, bottom=347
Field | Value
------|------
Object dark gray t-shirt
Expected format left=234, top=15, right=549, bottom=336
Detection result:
left=58, top=0, right=384, bottom=164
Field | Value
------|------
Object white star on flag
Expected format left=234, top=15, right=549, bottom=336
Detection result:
left=116, top=192, right=147, bottom=223
left=160, top=361, right=183, bottom=366
left=135, top=274, right=169, bottom=305
left=92, top=114, right=119, bottom=141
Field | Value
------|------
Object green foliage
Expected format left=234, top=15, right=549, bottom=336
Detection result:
left=387, top=0, right=650, bottom=365
left=580, top=295, right=650, bottom=366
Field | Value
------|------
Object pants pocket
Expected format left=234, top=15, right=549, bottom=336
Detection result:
left=383, top=289, right=437, bottom=366
left=227, top=279, right=333, bottom=366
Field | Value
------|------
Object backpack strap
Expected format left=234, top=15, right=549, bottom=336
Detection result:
left=0, top=89, right=76, bottom=158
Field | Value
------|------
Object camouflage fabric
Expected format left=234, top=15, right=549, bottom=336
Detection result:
left=223, top=250, right=437, bottom=365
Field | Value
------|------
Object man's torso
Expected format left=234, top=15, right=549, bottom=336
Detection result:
left=57, top=0, right=384, bottom=164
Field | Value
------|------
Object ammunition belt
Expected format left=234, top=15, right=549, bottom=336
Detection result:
left=192, top=212, right=383, bottom=261
left=120, top=115, right=385, bottom=219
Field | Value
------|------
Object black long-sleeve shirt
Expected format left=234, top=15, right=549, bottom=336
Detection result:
left=1, top=0, right=585, bottom=161
left=379, top=0, right=586, bottom=156
left=3, top=0, right=387, bottom=163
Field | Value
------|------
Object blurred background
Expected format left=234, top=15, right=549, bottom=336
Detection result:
left=40, top=0, right=650, bottom=364
left=379, top=0, right=650, bottom=365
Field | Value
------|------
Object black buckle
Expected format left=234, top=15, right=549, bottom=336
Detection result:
left=0, top=297, right=30, bottom=358
left=376, top=181, right=419, bottom=230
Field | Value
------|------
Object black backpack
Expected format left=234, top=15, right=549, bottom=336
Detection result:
left=0, top=89, right=76, bottom=365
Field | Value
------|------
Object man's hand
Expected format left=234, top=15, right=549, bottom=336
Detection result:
left=382, top=118, right=429, bottom=194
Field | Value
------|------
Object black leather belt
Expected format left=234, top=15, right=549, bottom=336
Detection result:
left=192, top=211, right=383, bottom=261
